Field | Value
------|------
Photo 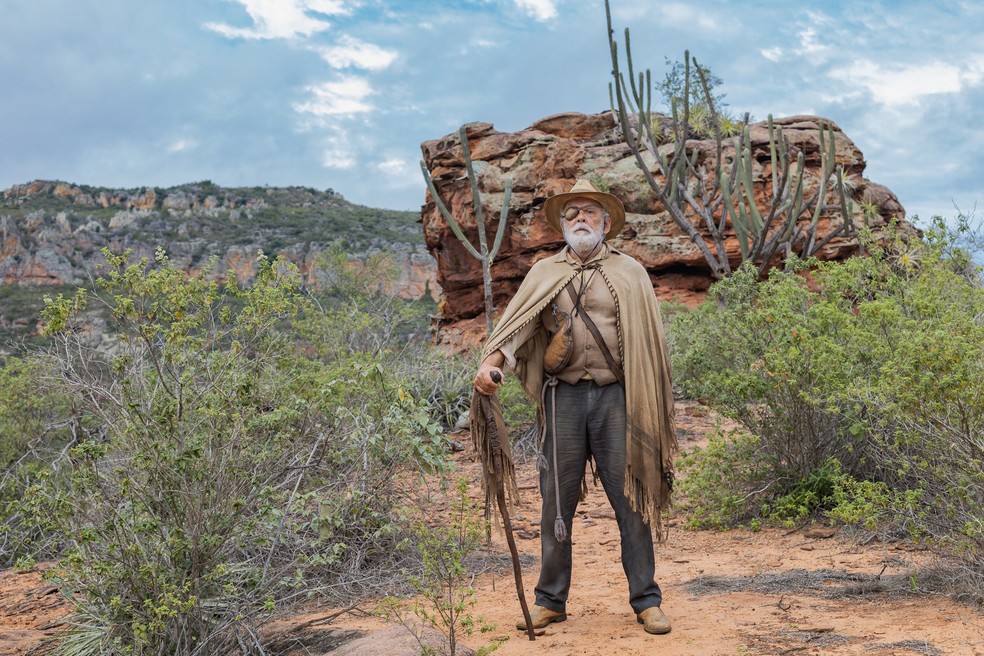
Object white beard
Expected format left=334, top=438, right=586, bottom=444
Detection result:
left=563, top=221, right=605, bottom=259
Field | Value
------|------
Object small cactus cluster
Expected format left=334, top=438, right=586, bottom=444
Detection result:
left=722, top=116, right=857, bottom=265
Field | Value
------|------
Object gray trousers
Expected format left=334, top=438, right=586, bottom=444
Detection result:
left=536, top=379, right=663, bottom=615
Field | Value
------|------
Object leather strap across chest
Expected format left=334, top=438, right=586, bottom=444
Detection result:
left=564, top=278, right=625, bottom=387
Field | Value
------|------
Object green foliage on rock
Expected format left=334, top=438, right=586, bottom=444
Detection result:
left=655, top=55, right=743, bottom=139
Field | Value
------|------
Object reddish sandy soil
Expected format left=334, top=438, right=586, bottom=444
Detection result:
left=3, top=402, right=984, bottom=655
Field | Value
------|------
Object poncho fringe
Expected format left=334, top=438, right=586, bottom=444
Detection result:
left=469, top=388, right=519, bottom=530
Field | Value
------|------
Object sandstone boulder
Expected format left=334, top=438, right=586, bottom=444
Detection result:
left=420, top=111, right=907, bottom=349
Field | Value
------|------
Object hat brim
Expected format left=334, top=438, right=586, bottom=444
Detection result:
left=544, top=190, right=625, bottom=241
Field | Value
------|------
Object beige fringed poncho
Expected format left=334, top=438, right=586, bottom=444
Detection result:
left=482, top=246, right=678, bottom=538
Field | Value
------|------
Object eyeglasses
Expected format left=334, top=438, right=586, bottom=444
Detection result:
left=563, top=205, right=604, bottom=221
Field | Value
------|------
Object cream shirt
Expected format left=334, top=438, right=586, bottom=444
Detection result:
left=498, top=244, right=621, bottom=385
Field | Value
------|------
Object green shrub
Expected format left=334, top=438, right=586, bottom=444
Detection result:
left=671, top=259, right=869, bottom=519
left=672, top=220, right=984, bottom=571
left=395, top=348, right=474, bottom=432
left=761, top=457, right=844, bottom=526
left=298, top=243, right=432, bottom=357
left=36, top=250, right=321, bottom=654
left=32, top=247, right=451, bottom=655
left=823, top=225, right=984, bottom=570
left=0, top=356, right=74, bottom=565
left=825, top=473, right=924, bottom=539
left=676, top=428, right=772, bottom=529
left=0, top=357, right=55, bottom=468
left=381, top=479, right=494, bottom=656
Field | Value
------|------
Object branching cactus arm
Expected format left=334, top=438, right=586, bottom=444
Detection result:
left=606, top=0, right=860, bottom=280
left=419, top=160, right=482, bottom=261
left=491, top=177, right=512, bottom=263
left=421, top=127, right=512, bottom=336
left=606, top=1, right=729, bottom=278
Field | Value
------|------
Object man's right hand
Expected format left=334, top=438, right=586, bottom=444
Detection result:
left=474, top=352, right=505, bottom=395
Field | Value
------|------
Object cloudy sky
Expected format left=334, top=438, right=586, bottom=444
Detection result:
left=2, top=0, right=982, bottom=223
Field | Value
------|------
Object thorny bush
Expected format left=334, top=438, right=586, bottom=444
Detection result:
left=27, top=247, right=451, bottom=655
left=672, top=219, right=984, bottom=597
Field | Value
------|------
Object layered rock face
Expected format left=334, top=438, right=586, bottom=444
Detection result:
left=1, top=181, right=436, bottom=300
left=420, top=111, right=906, bottom=348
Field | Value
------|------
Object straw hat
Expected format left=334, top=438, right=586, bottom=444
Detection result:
left=543, top=178, right=625, bottom=241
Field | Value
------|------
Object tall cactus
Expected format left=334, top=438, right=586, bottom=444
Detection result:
left=722, top=117, right=857, bottom=267
left=605, top=0, right=858, bottom=279
left=420, top=126, right=512, bottom=335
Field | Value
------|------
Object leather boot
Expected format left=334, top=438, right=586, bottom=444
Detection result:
left=516, top=604, right=567, bottom=630
left=637, top=606, right=671, bottom=634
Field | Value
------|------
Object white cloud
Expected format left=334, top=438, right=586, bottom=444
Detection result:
left=377, top=157, right=408, bottom=175
left=796, top=28, right=828, bottom=56
left=205, top=0, right=353, bottom=40
left=167, top=138, right=198, bottom=153
left=830, top=60, right=968, bottom=107
left=458, top=37, right=499, bottom=56
left=294, top=75, right=374, bottom=117
left=313, top=35, right=397, bottom=70
left=656, top=2, right=720, bottom=31
left=803, top=10, right=833, bottom=27
left=321, top=148, right=356, bottom=169
left=319, top=132, right=356, bottom=169
left=760, top=47, right=783, bottom=63
left=376, top=157, right=407, bottom=173
left=962, top=56, right=984, bottom=86
left=515, top=0, right=556, bottom=21
left=305, top=0, right=353, bottom=15
left=374, top=154, right=425, bottom=189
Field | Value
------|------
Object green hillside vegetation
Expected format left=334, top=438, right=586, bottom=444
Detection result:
left=0, top=284, right=77, bottom=346
left=0, top=181, right=424, bottom=350
left=1, top=181, right=423, bottom=251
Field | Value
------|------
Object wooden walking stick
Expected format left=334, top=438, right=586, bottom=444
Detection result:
left=423, top=123, right=530, bottom=636
left=474, top=371, right=535, bottom=640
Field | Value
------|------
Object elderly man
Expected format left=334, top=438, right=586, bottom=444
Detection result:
left=473, top=179, right=677, bottom=635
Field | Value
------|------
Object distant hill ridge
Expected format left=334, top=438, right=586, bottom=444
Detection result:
left=3, top=179, right=351, bottom=211
left=0, top=179, right=437, bottom=342
left=0, top=179, right=434, bottom=284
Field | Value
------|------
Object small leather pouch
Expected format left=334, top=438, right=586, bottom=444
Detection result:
left=544, top=303, right=573, bottom=374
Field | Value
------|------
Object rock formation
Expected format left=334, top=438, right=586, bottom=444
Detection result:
left=0, top=180, right=436, bottom=297
left=420, top=111, right=906, bottom=349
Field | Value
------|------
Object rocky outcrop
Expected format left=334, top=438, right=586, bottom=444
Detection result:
left=1, top=181, right=436, bottom=300
left=420, top=111, right=907, bottom=348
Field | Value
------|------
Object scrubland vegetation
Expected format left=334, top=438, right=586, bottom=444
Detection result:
left=0, top=246, right=476, bottom=654
left=672, top=216, right=984, bottom=601
left=0, top=213, right=982, bottom=654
